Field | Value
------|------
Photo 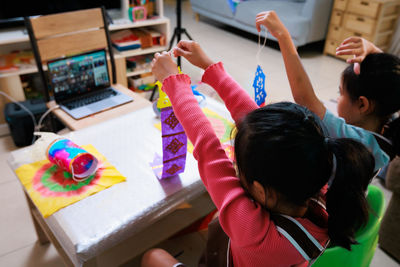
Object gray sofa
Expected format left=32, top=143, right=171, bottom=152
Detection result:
left=190, top=0, right=334, bottom=47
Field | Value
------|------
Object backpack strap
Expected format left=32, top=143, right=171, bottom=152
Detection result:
left=370, top=132, right=396, bottom=161
left=271, top=213, right=325, bottom=262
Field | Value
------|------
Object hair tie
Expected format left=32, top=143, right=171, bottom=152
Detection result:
left=327, top=153, right=337, bottom=188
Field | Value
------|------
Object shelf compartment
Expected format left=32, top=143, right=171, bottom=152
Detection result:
left=114, top=45, right=168, bottom=57
left=126, top=68, right=152, bottom=77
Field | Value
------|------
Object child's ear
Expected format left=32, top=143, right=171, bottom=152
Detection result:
left=252, top=181, right=266, bottom=205
left=265, top=187, right=278, bottom=209
left=358, top=96, right=375, bottom=115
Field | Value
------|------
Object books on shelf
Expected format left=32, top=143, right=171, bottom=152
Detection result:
left=111, top=28, right=165, bottom=52
left=111, top=29, right=141, bottom=51
left=0, top=50, right=35, bottom=73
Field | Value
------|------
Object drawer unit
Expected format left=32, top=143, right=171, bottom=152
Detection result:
left=324, top=0, right=400, bottom=60
left=324, top=39, right=339, bottom=56
left=327, top=25, right=343, bottom=40
left=343, top=14, right=376, bottom=35
left=348, top=0, right=380, bottom=18
left=341, top=29, right=374, bottom=41
left=333, top=0, right=349, bottom=10
left=331, top=10, right=344, bottom=25
left=324, top=39, right=349, bottom=60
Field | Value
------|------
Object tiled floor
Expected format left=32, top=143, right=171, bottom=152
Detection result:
left=0, top=0, right=398, bottom=266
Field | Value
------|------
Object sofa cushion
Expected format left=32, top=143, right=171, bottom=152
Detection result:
left=190, top=0, right=235, bottom=19
left=235, top=0, right=309, bottom=45
left=235, top=1, right=305, bottom=25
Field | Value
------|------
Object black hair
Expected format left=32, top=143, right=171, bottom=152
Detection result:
left=342, top=53, right=400, bottom=155
left=234, top=102, right=375, bottom=250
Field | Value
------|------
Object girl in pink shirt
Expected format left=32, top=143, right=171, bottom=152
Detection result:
left=141, top=41, right=374, bottom=267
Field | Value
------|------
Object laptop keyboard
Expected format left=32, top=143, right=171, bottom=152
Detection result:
left=63, top=88, right=117, bottom=110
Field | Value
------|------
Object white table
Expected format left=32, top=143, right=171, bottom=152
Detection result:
left=8, top=97, right=231, bottom=266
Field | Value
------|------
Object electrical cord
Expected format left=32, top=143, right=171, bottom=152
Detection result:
left=36, top=104, right=60, bottom=132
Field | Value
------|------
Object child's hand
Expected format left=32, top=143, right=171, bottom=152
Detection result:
left=255, top=11, right=289, bottom=40
left=151, top=51, right=179, bottom=82
left=173, top=40, right=215, bottom=70
left=336, top=37, right=382, bottom=64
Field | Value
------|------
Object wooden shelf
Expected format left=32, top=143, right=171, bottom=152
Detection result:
left=0, top=45, right=164, bottom=78
left=0, top=17, right=169, bottom=46
left=114, top=45, right=168, bottom=57
left=126, top=68, right=152, bottom=77
left=109, top=17, right=169, bottom=31
left=0, top=27, right=29, bottom=45
left=0, top=65, right=48, bottom=78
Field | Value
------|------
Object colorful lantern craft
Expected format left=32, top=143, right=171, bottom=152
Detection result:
left=153, top=78, right=187, bottom=179
left=253, top=65, right=266, bottom=107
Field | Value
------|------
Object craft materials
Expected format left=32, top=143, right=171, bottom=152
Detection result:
left=16, top=144, right=126, bottom=218
left=154, top=75, right=187, bottom=179
left=253, top=29, right=267, bottom=107
left=32, top=132, right=98, bottom=182
left=153, top=107, right=235, bottom=161
left=160, top=106, right=187, bottom=178
left=226, top=0, right=247, bottom=14
left=47, top=138, right=98, bottom=181
left=152, top=84, right=206, bottom=117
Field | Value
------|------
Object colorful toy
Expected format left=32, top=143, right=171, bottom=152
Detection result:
left=129, top=6, right=147, bottom=22
left=47, top=138, right=98, bottom=181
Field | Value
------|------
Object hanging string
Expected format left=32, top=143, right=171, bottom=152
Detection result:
left=256, top=27, right=267, bottom=66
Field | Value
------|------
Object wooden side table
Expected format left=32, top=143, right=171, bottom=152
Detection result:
left=324, top=0, right=400, bottom=60
left=47, top=84, right=151, bottom=131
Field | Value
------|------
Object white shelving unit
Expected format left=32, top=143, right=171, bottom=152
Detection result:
left=0, top=0, right=169, bottom=125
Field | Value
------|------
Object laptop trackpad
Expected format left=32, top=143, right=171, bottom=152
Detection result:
left=89, top=100, right=118, bottom=112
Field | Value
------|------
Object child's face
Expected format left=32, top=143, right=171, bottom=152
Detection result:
left=337, top=79, right=362, bottom=126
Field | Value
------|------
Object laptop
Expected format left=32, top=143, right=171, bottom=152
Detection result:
left=47, top=49, right=133, bottom=119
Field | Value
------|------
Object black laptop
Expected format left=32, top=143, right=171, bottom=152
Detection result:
left=47, top=49, right=133, bottom=119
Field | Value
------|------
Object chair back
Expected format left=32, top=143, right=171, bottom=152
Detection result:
left=312, top=185, right=385, bottom=267
left=25, top=7, right=116, bottom=101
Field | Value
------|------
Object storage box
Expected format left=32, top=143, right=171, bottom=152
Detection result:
left=4, top=99, right=47, bottom=147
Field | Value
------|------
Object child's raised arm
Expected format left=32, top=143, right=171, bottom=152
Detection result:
left=174, top=40, right=258, bottom=124
left=151, top=52, right=272, bottom=247
left=256, top=11, right=326, bottom=119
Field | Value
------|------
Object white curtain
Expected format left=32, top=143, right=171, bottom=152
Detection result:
left=388, top=19, right=400, bottom=56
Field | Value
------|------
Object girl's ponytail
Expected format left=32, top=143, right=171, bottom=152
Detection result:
left=325, top=138, right=375, bottom=250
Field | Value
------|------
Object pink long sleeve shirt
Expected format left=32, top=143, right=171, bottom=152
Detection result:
left=162, top=62, right=329, bottom=267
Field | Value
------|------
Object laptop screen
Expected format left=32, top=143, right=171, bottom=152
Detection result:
left=47, top=49, right=110, bottom=102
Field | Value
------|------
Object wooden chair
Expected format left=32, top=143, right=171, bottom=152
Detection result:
left=24, top=7, right=150, bottom=130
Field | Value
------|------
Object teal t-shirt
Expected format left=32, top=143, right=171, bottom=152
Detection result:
left=322, top=110, right=389, bottom=171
